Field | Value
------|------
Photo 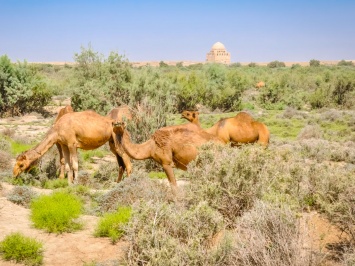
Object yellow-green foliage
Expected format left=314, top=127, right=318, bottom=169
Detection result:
left=0, top=232, right=43, bottom=266
left=42, top=179, right=68, bottom=189
left=94, top=206, right=132, bottom=243
left=30, top=192, right=83, bottom=233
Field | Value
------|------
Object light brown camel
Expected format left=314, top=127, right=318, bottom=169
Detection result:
left=181, top=110, right=270, bottom=147
left=255, top=81, right=265, bottom=88
left=106, top=105, right=133, bottom=121
left=113, top=121, right=223, bottom=186
left=13, top=110, right=132, bottom=184
left=54, top=105, right=74, bottom=179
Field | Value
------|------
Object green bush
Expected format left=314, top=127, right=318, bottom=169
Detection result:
left=267, top=60, right=286, bottom=68
left=0, top=55, right=53, bottom=117
left=41, top=178, right=68, bottom=189
left=30, top=191, right=83, bottom=233
left=310, top=59, right=320, bottom=67
left=94, top=206, right=132, bottom=243
left=0, top=232, right=43, bottom=265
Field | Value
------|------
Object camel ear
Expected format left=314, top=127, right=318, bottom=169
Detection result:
left=17, top=154, right=27, bottom=160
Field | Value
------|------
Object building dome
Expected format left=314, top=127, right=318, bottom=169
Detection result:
left=211, top=42, right=225, bottom=50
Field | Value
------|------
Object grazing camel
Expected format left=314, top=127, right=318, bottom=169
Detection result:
left=181, top=110, right=270, bottom=147
left=13, top=110, right=132, bottom=184
left=255, top=81, right=265, bottom=88
left=113, top=121, right=223, bottom=186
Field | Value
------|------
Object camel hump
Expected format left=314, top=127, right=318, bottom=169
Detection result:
left=235, top=112, right=254, bottom=123
left=55, top=105, right=74, bottom=123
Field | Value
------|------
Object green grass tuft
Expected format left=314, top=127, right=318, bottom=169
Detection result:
left=94, top=206, right=132, bottom=243
left=0, top=232, right=43, bottom=265
left=30, top=192, right=83, bottom=233
left=42, top=178, right=68, bottom=189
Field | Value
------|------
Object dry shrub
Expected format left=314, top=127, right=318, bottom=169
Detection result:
left=232, top=201, right=311, bottom=266
left=279, top=106, right=308, bottom=119
left=295, top=139, right=355, bottom=163
left=320, top=109, right=342, bottom=122
left=7, top=186, right=37, bottom=208
left=125, top=201, right=232, bottom=265
left=0, top=138, right=11, bottom=152
left=297, top=124, right=323, bottom=140
left=93, top=162, right=119, bottom=183
left=0, top=150, right=12, bottom=171
left=1, top=128, right=15, bottom=138
left=97, top=172, right=170, bottom=214
left=183, top=144, right=271, bottom=227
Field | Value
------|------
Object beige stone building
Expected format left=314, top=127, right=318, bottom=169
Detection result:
left=206, top=42, right=231, bottom=64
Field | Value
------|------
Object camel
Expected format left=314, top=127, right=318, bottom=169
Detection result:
left=112, top=121, right=223, bottom=186
left=255, top=81, right=265, bottom=88
left=13, top=110, right=132, bottom=184
left=106, top=105, right=133, bottom=121
left=181, top=110, right=270, bottom=147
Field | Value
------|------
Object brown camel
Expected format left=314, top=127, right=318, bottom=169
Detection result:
left=113, top=121, right=223, bottom=186
left=106, top=105, right=133, bottom=121
left=181, top=110, right=270, bottom=147
left=13, top=110, right=132, bottom=184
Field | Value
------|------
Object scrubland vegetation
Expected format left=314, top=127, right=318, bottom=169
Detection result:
left=0, top=47, right=354, bottom=265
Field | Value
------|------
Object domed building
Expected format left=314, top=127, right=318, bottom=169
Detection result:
left=206, top=42, right=231, bottom=64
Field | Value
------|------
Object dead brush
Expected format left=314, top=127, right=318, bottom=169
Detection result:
left=232, top=200, right=314, bottom=266
left=125, top=201, right=233, bottom=265
left=7, top=186, right=38, bottom=208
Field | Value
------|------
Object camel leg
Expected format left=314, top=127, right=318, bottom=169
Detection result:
left=62, top=145, right=73, bottom=184
left=69, top=146, right=79, bottom=184
left=56, top=143, right=65, bottom=179
left=162, top=164, right=177, bottom=186
left=109, top=141, right=132, bottom=182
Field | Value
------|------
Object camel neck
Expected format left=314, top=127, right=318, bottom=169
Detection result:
left=120, top=130, right=152, bottom=160
left=29, top=129, right=58, bottom=160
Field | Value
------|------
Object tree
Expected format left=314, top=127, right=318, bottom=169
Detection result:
left=309, top=59, right=320, bottom=67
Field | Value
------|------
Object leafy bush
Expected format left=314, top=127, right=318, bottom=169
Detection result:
left=338, top=60, right=354, bottom=66
left=267, top=60, right=286, bottom=68
left=7, top=186, right=37, bottom=208
left=125, top=201, right=232, bottom=265
left=30, top=191, right=83, bottom=233
left=41, top=178, right=68, bottom=189
left=309, top=59, right=320, bottom=67
left=0, top=55, right=53, bottom=117
left=183, top=144, right=270, bottom=227
left=0, top=232, right=43, bottom=266
left=94, top=206, right=132, bottom=243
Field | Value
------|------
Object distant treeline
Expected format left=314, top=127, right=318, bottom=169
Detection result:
left=1, top=47, right=354, bottom=119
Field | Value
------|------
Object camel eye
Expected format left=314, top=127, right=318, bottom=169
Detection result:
left=19, top=164, right=24, bottom=168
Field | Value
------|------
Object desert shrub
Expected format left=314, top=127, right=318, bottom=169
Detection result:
left=125, top=201, right=233, bottom=265
left=295, top=139, right=355, bottom=163
left=1, top=128, right=16, bottom=138
left=30, top=191, right=83, bottom=233
left=0, top=150, right=12, bottom=171
left=93, top=162, right=119, bottom=183
left=70, top=46, right=132, bottom=115
left=338, top=60, right=354, bottom=66
left=97, top=172, right=170, bottom=214
left=320, top=109, right=342, bottom=121
left=309, top=59, right=320, bottom=67
left=278, top=106, right=308, bottom=119
left=0, top=55, right=53, bottom=117
left=94, top=206, right=132, bottom=244
left=0, top=232, right=43, bottom=266
left=0, top=137, right=11, bottom=152
left=7, top=186, right=37, bottom=208
left=297, top=124, right=323, bottom=140
left=267, top=60, right=286, bottom=68
left=183, top=144, right=270, bottom=227
left=232, top=201, right=311, bottom=265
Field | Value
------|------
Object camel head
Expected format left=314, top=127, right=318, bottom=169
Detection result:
left=112, top=121, right=126, bottom=135
left=13, top=153, right=37, bottom=177
left=181, top=110, right=199, bottom=123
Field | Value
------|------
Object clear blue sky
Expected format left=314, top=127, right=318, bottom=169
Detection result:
left=1, top=0, right=354, bottom=63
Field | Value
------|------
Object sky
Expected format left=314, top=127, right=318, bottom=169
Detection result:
left=1, top=0, right=355, bottom=63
